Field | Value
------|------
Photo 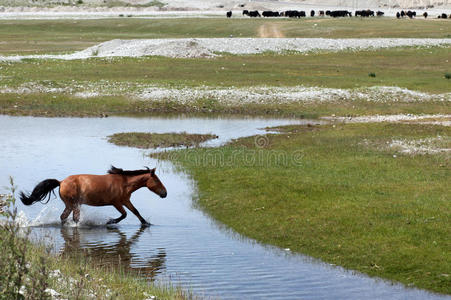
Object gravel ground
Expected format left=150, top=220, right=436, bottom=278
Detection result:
left=0, top=8, right=228, bottom=19
left=323, top=113, right=451, bottom=126
left=388, top=136, right=451, bottom=154
left=360, top=135, right=451, bottom=155
left=1, top=38, right=450, bottom=61
left=138, top=85, right=451, bottom=104
left=0, top=4, right=449, bottom=19
left=2, top=82, right=450, bottom=104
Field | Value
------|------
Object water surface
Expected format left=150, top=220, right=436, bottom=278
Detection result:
left=0, top=115, right=447, bottom=300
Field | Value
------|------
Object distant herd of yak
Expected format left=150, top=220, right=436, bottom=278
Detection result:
left=225, top=9, right=451, bottom=19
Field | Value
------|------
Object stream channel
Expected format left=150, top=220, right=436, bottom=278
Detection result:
left=0, top=115, right=447, bottom=300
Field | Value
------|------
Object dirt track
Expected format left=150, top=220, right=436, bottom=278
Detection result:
left=258, top=23, right=285, bottom=38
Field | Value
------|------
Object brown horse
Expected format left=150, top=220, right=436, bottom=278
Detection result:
left=19, top=166, right=167, bottom=226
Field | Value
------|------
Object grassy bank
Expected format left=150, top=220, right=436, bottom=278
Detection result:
left=158, top=123, right=450, bottom=294
left=4, top=238, right=188, bottom=299
left=0, top=46, right=450, bottom=118
left=0, top=18, right=450, bottom=55
left=48, top=251, right=187, bottom=300
left=1, top=92, right=450, bottom=118
left=108, top=132, right=218, bottom=149
left=0, top=192, right=189, bottom=300
left=2, top=47, right=450, bottom=93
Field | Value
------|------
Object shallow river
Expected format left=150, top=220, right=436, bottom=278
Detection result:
left=0, top=115, right=447, bottom=300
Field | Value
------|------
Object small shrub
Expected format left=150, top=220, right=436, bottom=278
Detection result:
left=0, top=178, right=50, bottom=299
left=135, top=0, right=166, bottom=8
left=368, top=72, right=376, bottom=78
left=147, top=0, right=165, bottom=8
left=445, top=73, right=451, bottom=80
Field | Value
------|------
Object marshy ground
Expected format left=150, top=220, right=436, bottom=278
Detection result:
left=159, top=122, right=450, bottom=294
left=0, top=15, right=450, bottom=298
left=108, top=132, right=218, bottom=149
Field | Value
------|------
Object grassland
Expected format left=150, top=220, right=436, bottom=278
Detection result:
left=108, top=132, right=218, bottom=148
left=0, top=46, right=450, bottom=117
left=1, top=92, right=450, bottom=119
left=0, top=18, right=449, bottom=118
left=2, top=47, right=451, bottom=92
left=1, top=16, right=450, bottom=297
left=0, top=18, right=450, bottom=55
left=158, top=123, right=451, bottom=294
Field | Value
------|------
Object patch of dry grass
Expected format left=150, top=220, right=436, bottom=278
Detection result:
left=108, top=132, right=218, bottom=149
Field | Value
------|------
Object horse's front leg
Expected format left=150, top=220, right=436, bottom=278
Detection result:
left=106, top=203, right=127, bottom=225
left=123, top=201, right=150, bottom=227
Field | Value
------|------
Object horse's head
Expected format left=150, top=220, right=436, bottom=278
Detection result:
left=146, top=168, right=167, bottom=198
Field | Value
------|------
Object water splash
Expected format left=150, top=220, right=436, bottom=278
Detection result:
left=15, top=206, right=107, bottom=228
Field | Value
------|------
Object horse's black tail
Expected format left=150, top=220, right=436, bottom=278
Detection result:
left=20, top=179, right=60, bottom=206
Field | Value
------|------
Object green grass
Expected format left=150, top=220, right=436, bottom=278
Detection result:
left=1, top=92, right=449, bottom=118
left=108, top=132, right=218, bottom=148
left=0, top=46, right=449, bottom=118
left=159, top=123, right=451, bottom=294
left=0, top=18, right=449, bottom=118
left=2, top=47, right=450, bottom=93
left=2, top=14, right=450, bottom=298
left=12, top=238, right=189, bottom=299
left=0, top=18, right=450, bottom=55
left=46, top=251, right=188, bottom=300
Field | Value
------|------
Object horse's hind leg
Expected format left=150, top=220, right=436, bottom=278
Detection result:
left=73, top=205, right=80, bottom=224
left=107, top=204, right=127, bottom=225
left=60, top=207, right=72, bottom=225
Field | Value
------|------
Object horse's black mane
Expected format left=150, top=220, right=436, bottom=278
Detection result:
left=108, top=166, right=150, bottom=176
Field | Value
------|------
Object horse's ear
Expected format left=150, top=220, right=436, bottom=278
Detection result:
left=150, top=168, right=156, bottom=175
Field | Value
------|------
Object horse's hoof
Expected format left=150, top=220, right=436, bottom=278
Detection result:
left=141, top=222, right=151, bottom=227
left=106, top=219, right=116, bottom=225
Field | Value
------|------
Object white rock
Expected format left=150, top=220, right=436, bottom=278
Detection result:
left=0, top=38, right=450, bottom=60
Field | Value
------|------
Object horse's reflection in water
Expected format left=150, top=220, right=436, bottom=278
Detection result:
left=60, top=226, right=166, bottom=281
